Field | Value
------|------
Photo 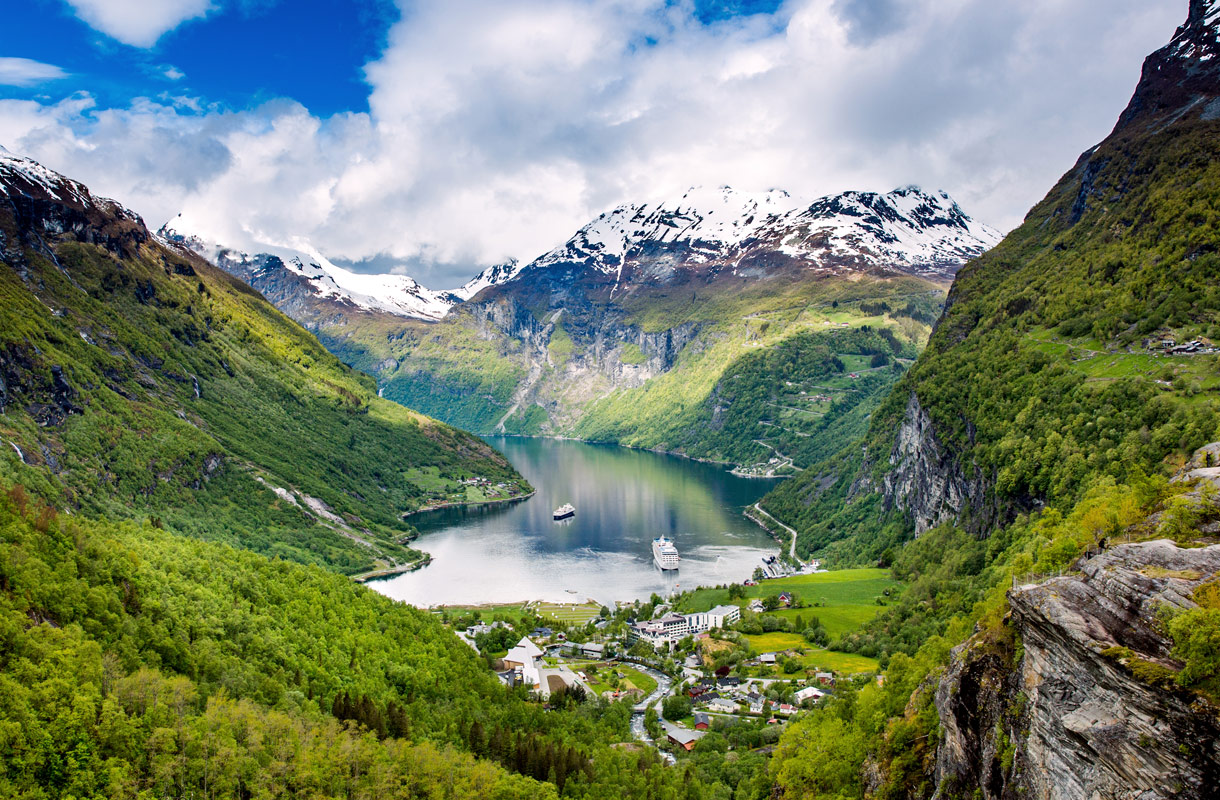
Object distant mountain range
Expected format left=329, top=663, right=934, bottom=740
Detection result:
left=520, top=185, right=999, bottom=291
left=163, top=182, right=995, bottom=471
left=163, top=184, right=1001, bottom=326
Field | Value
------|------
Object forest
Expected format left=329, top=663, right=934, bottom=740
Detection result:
left=0, top=484, right=768, bottom=799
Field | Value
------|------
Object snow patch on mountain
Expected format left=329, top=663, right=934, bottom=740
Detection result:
left=524, top=185, right=1001, bottom=284
left=0, top=145, right=142, bottom=225
left=1170, top=0, right=1220, bottom=61
left=531, top=186, right=796, bottom=282
left=161, top=215, right=462, bottom=322
left=453, top=259, right=524, bottom=301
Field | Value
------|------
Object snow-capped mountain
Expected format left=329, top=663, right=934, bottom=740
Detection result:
left=0, top=145, right=144, bottom=228
left=160, top=182, right=998, bottom=326
left=453, top=259, right=524, bottom=301
left=159, top=217, right=462, bottom=323
left=518, top=185, right=1001, bottom=292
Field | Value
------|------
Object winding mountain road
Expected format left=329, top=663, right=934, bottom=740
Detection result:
left=752, top=502, right=801, bottom=563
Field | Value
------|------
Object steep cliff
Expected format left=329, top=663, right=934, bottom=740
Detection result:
left=878, top=393, right=998, bottom=534
left=934, top=535, right=1220, bottom=800
left=763, top=0, right=1220, bottom=560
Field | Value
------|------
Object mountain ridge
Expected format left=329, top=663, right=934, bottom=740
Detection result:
left=762, top=0, right=1220, bottom=561
left=164, top=183, right=1000, bottom=324
left=0, top=147, right=530, bottom=575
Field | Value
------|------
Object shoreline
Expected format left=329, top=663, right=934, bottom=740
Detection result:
left=361, top=491, right=533, bottom=583
left=402, top=488, right=536, bottom=518
left=487, top=432, right=790, bottom=478
left=744, top=502, right=803, bottom=566
left=353, top=555, right=433, bottom=583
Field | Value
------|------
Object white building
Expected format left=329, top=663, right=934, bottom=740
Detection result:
left=503, top=637, right=544, bottom=689
left=686, top=604, right=742, bottom=633
left=631, top=611, right=691, bottom=645
left=794, top=686, right=826, bottom=704
left=658, top=612, right=690, bottom=637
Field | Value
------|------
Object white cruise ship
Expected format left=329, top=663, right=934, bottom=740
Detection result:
left=553, top=503, right=575, bottom=520
left=652, top=536, right=680, bottom=570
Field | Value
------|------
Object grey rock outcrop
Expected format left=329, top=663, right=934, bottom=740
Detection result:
left=880, top=392, right=1000, bottom=534
left=934, top=540, right=1220, bottom=800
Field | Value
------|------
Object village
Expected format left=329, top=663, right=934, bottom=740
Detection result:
left=440, top=567, right=893, bottom=757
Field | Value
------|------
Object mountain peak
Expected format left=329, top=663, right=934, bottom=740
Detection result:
left=1, top=148, right=147, bottom=252
left=521, top=184, right=1000, bottom=288
left=1170, top=0, right=1220, bottom=61
left=1113, top=0, right=1220, bottom=134
left=454, top=258, right=522, bottom=301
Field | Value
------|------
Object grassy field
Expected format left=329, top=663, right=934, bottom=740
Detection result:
left=619, top=665, right=658, bottom=695
left=743, top=632, right=806, bottom=652
left=435, top=600, right=601, bottom=626
left=677, top=570, right=894, bottom=675
left=767, top=605, right=887, bottom=640
left=798, top=649, right=880, bottom=673
left=1024, top=329, right=1220, bottom=388
left=742, top=632, right=881, bottom=673
left=574, top=662, right=656, bottom=697
left=677, top=568, right=896, bottom=642
left=532, top=601, right=602, bottom=624
left=437, top=603, right=529, bottom=626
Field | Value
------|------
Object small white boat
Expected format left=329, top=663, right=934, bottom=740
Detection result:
left=553, top=503, right=575, bottom=520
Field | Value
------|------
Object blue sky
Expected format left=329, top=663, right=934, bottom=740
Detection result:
left=1, top=0, right=399, bottom=115
left=0, top=0, right=1184, bottom=288
left=1, top=0, right=783, bottom=115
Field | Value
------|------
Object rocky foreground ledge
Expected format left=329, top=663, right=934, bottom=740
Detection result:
left=934, top=537, right=1220, bottom=800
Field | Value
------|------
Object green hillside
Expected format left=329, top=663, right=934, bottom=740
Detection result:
left=0, top=158, right=778, bottom=800
left=330, top=275, right=948, bottom=473
left=762, top=6, right=1220, bottom=797
left=0, top=182, right=529, bottom=576
left=763, top=114, right=1220, bottom=563
left=0, top=486, right=744, bottom=799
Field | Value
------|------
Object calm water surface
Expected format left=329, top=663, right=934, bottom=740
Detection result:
left=369, top=437, right=781, bottom=607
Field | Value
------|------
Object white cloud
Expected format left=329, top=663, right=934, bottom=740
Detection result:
left=163, top=66, right=186, bottom=81
left=65, top=0, right=214, bottom=48
left=0, top=0, right=1187, bottom=289
left=0, top=57, right=68, bottom=87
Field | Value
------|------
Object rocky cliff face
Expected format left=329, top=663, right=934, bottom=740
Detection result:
left=877, top=393, right=999, bottom=534
left=934, top=535, right=1220, bottom=800
left=844, top=0, right=1220, bottom=546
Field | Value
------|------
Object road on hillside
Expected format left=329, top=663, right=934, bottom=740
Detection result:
left=752, top=502, right=801, bottom=564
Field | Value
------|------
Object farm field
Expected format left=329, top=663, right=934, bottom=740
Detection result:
left=767, top=605, right=886, bottom=640
left=532, top=601, right=602, bottom=624
left=743, top=632, right=806, bottom=652
left=677, top=568, right=896, bottom=641
left=743, top=632, right=880, bottom=674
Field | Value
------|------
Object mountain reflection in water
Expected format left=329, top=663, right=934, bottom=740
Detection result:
left=369, top=436, right=782, bottom=607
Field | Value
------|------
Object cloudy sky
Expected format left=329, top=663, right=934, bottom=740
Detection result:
left=0, top=0, right=1186, bottom=289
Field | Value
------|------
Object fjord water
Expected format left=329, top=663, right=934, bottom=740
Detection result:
left=370, top=436, right=781, bottom=607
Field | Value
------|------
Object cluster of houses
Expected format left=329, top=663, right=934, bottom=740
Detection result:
left=630, top=604, right=742, bottom=646
left=746, top=590, right=796, bottom=613
left=684, top=675, right=830, bottom=721
left=465, top=619, right=511, bottom=636
left=1148, top=338, right=1218, bottom=355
